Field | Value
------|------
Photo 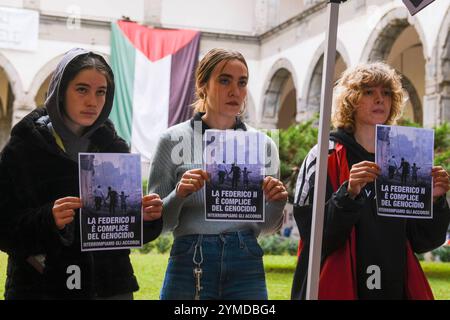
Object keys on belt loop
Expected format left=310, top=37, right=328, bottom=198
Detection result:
left=193, top=241, right=203, bottom=300
left=193, top=266, right=203, bottom=300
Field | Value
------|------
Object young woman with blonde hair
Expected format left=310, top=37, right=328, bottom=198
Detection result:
left=148, top=48, right=288, bottom=300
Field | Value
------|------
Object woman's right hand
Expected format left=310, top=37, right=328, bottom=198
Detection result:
left=176, top=169, right=209, bottom=198
left=52, top=197, right=82, bottom=230
left=347, top=161, right=381, bottom=198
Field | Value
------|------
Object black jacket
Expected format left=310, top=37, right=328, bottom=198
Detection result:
left=0, top=108, right=162, bottom=299
left=291, top=129, right=450, bottom=300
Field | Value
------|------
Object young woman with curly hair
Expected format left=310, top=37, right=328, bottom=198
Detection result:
left=291, top=62, right=450, bottom=300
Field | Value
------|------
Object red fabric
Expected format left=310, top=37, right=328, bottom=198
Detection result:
left=297, top=239, right=303, bottom=257
left=404, top=241, right=434, bottom=299
left=303, top=143, right=433, bottom=300
left=317, top=143, right=357, bottom=300
left=117, top=20, right=198, bottom=62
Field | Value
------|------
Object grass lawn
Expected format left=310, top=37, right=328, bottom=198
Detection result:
left=0, top=251, right=448, bottom=300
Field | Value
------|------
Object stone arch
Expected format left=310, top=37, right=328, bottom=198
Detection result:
left=0, top=53, right=24, bottom=147
left=401, top=74, right=423, bottom=124
left=0, top=52, right=24, bottom=101
left=260, top=58, right=298, bottom=128
left=361, top=6, right=428, bottom=63
left=361, top=6, right=427, bottom=125
left=427, top=6, right=450, bottom=124
left=276, top=75, right=296, bottom=129
left=298, top=42, right=349, bottom=122
left=28, top=54, right=65, bottom=108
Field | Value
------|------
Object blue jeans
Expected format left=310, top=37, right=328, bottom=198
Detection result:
left=160, top=230, right=268, bottom=300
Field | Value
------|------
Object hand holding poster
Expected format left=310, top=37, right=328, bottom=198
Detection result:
left=79, top=153, right=143, bottom=251
left=375, top=125, right=434, bottom=219
left=204, top=130, right=266, bottom=222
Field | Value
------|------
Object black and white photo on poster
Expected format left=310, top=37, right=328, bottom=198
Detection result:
left=79, top=153, right=142, bottom=251
left=204, top=129, right=265, bottom=222
left=375, top=125, right=434, bottom=219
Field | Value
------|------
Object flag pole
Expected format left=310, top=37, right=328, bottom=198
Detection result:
left=306, top=0, right=346, bottom=300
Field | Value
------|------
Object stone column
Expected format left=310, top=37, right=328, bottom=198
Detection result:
left=423, top=42, right=450, bottom=127
left=11, top=94, right=35, bottom=127
left=440, top=42, right=450, bottom=123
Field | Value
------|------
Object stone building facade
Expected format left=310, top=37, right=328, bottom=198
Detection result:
left=0, top=0, right=449, bottom=148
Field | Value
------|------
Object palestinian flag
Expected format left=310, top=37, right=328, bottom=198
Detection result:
left=110, top=20, right=200, bottom=161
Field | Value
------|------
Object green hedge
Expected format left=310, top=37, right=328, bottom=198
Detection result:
left=415, top=246, right=450, bottom=262
left=258, top=234, right=298, bottom=256
left=136, top=233, right=299, bottom=256
left=135, top=233, right=173, bottom=254
left=432, top=246, right=450, bottom=262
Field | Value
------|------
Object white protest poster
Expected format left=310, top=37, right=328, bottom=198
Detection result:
left=375, top=125, right=434, bottom=219
left=204, top=129, right=265, bottom=222
left=79, top=153, right=142, bottom=251
left=402, top=0, right=435, bottom=16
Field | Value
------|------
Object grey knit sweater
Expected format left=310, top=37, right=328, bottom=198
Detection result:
left=147, top=117, right=286, bottom=239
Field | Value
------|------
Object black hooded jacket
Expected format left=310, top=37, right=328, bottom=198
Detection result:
left=0, top=49, right=162, bottom=299
left=291, top=129, right=450, bottom=300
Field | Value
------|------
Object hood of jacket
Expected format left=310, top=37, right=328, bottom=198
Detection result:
left=330, top=128, right=373, bottom=162
left=9, top=107, right=128, bottom=159
left=44, top=48, right=115, bottom=161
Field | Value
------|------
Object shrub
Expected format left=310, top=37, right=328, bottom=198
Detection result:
left=135, top=233, right=173, bottom=254
left=287, top=239, right=299, bottom=256
left=433, top=122, right=450, bottom=172
left=267, top=115, right=319, bottom=200
left=258, top=234, right=298, bottom=256
left=154, top=233, right=173, bottom=254
left=259, top=235, right=281, bottom=255
left=142, top=179, right=149, bottom=194
left=415, top=253, right=425, bottom=261
left=432, top=246, right=450, bottom=262
left=137, top=241, right=155, bottom=254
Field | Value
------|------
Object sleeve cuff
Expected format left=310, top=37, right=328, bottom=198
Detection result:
left=56, top=222, right=75, bottom=247
left=433, top=195, right=449, bottom=210
left=164, top=187, right=192, bottom=207
left=332, top=181, right=365, bottom=210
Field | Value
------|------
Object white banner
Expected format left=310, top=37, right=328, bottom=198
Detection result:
left=402, top=0, right=435, bottom=16
left=0, top=7, right=39, bottom=51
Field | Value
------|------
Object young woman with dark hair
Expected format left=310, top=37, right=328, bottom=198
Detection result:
left=0, top=48, right=163, bottom=300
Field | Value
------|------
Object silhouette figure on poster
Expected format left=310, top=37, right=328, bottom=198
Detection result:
left=400, top=158, right=410, bottom=185
left=93, top=185, right=105, bottom=211
left=120, top=191, right=130, bottom=213
left=217, top=161, right=228, bottom=184
left=411, top=163, right=421, bottom=185
left=231, top=163, right=241, bottom=189
left=105, top=186, right=118, bottom=215
left=387, top=155, right=398, bottom=180
left=243, top=167, right=252, bottom=189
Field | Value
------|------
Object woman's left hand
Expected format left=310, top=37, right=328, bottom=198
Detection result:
left=142, top=193, right=163, bottom=221
left=432, top=166, right=450, bottom=202
left=263, top=176, right=288, bottom=202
